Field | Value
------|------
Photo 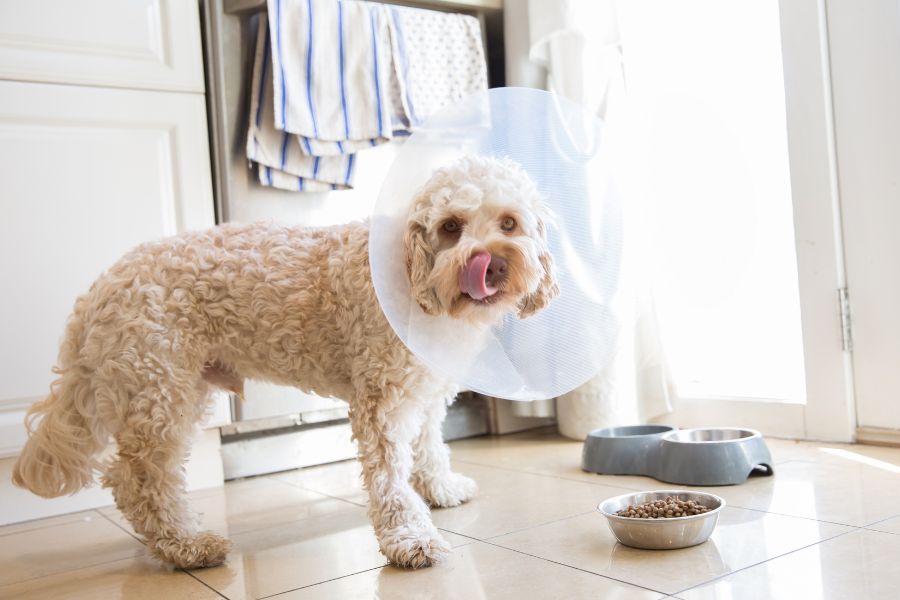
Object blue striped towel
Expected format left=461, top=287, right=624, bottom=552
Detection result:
left=248, top=0, right=487, bottom=192
left=247, top=17, right=356, bottom=192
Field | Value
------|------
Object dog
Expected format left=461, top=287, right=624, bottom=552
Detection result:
left=12, top=155, right=559, bottom=569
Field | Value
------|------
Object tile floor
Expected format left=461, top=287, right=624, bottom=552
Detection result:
left=2, top=427, right=900, bottom=599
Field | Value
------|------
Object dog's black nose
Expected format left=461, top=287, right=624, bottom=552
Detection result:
left=485, top=255, right=508, bottom=287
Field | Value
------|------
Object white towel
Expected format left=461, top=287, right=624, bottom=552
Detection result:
left=268, top=0, right=400, bottom=146
left=388, top=4, right=488, bottom=127
left=248, top=0, right=488, bottom=192
left=247, top=18, right=354, bottom=191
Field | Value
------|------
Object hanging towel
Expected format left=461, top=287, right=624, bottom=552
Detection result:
left=248, top=0, right=488, bottom=192
left=247, top=18, right=355, bottom=191
left=388, top=5, right=488, bottom=128
left=268, top=0, right=400, bottom=147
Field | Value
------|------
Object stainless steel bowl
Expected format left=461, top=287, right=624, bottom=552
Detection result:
left=597, top=490, right=725, bottom=550
left=659, top=427, right=773, bottom=486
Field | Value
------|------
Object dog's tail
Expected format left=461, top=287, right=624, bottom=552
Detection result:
left=12, top=300, right=106, bottom=497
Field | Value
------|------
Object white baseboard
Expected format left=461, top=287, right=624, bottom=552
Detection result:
left=857, top=427, right=900, bottom=447
left=0, top=397, right=39, bottom=459
left=0, top=428, right=224, bottom=527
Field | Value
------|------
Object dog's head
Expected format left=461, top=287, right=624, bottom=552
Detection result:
left=404, top=155, right=559, bottom=326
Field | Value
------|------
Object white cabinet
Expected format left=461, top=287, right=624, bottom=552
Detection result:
left=0, top=80, right=215, bottom=406
left=0, top=0, right=205, bottom=92
left=0, top=1, right=223, bottom=524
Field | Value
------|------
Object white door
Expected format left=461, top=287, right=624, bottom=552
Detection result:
left=617, top=0, right=855, bottom=441
left=825, top=0, right=900, bottom=435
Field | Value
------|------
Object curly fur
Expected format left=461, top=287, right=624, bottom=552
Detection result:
left=12, top=155, right=558, bottom=570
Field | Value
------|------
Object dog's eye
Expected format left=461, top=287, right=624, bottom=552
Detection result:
left=442, top=220, right=461, bottom=233
left=500, top=217, right=517, bottom=232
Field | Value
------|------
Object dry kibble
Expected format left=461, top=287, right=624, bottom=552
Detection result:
left=615, top=496, right=712, bottom=519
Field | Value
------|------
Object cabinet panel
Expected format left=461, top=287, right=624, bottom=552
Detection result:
left=0, top=0, right=204, bottom=92
left=0, top=80, right=214, bottom=403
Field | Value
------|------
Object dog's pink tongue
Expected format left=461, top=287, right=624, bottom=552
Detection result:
left=459, top=252, right=497, bottom=300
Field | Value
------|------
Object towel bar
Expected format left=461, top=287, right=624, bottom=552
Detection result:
left=224, top=0, right=501, bottom=15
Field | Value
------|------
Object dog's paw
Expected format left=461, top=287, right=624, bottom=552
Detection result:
left=417, top=472, right=478, bottom=508
left=150, top=531, right=232, bottom=569
left=378, top=526, right=452, bottom=568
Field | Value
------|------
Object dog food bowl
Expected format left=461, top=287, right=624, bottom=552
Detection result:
left=582, top=425, right=675, bottom=477
left=658, top=428, right=773, bottom=486
left=598, top=490, right=725, bottom=550
left=582, top=426, right=773, bottom=486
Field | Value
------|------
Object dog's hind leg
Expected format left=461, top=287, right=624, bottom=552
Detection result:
left=102, top=378, right=231, bottom=569
left=411, top=395, right=478, bottom=508
left=350, top=385, right=451, bottom=568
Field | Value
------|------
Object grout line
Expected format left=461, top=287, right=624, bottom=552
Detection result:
left=480, top=509, right=598, bottom=542
left=436, top=528, right=482, bottom=544
left=257, top=565, right=386, bottom=599
left=0, top=554, right=149, bottom=590
left=474, top=537, right=667, bottom=596
left=264, top=474, right=368, bottom=508
left=450, top=457, right=655, bottom=493
left=452, top=456, right=783, bottom=495
left=179, top=568, right=231, bottom=599
left=722, top=504, right=870, bottom=529
left=95, top=509, right=146, bottom=545
left=859, top=513, right=900, bottom=530
left=0, top=512, right=100, bottom=539
left=671, top=527, right=861, bottom=596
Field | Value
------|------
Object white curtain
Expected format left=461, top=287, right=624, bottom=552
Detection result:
left=504, top=0, right=676, bottom=438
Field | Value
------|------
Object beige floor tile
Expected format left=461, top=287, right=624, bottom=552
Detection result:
left=453, top=430, right=900, bottom=528
left=0, top=509, right=98, bottom=538
left=762, top=438, right=900, bottom=466
left=429, top=462, right=634, bottom=539
left=0, top=556, right=221, bottom=600
left=270, top=459, right=367, bottom=505
left=276, top=541, right=663, bottom=600
left=0, top=510, right=146, bottom=587
left=100, top=476, right=361, bottom=538
left=189, top=505, right=472, bottom=599
left=693, top=459, right=900, bottom=527
left=490, top=505, right=852, bottom=595
left=678, top=529, right=900, bottom=599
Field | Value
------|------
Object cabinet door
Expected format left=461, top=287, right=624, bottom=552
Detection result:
left=0, top=80, right=215, bottom=450
left=0, top=0, right=204, bottom=92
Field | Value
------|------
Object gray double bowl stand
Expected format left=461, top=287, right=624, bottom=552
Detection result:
left=582, top=425, right=774, bottom=486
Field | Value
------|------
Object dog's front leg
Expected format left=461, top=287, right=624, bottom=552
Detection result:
left=411, top=396, right=478, bottom=508
left=350, top=387, right=450, bottom=568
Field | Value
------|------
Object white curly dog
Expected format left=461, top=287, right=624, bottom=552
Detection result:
left=13, top=155, right=558, bottom=569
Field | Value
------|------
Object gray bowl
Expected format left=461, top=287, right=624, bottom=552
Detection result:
left=658, top=428, right=773, bottom=486
left=598, top=490, right=725, bottom=550
left=582, top=425, right=675, bottom=477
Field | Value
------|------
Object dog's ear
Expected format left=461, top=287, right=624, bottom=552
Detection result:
left=518, top=220, right=560, bottom=318
left=404, top=220, right=441, bottom=315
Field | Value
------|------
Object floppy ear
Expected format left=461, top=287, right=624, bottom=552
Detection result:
left=517, top=220, right=560, bottom=319
left=404, top=220, right=441, bottom=315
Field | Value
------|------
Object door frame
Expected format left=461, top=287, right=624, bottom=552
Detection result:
left=656, top=0, right=855, bottom=442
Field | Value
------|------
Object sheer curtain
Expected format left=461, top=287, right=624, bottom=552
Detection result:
left=504, top=0, right=676, bottom=438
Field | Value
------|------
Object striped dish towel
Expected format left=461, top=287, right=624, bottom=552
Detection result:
left=248, top=0, right=487, bottom=192
left=247, top=18, right=355, bottom=191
